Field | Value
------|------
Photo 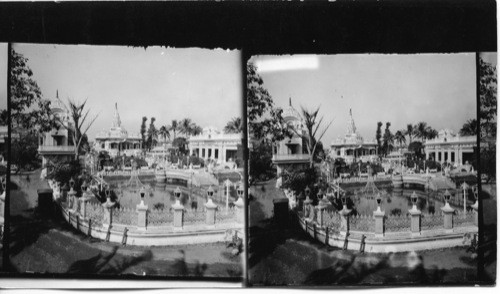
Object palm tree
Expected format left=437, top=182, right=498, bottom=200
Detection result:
left=224, top=117, right=242, bottom=134
left=179, top=118, right=196, bottom=139
left=168, top=119, right=179, bottom=140
left=414, top=122, right=429, bottom=141
left=394, top=130, right=406, bottom=150
left=405, top=124, right=415, bottom=144
left=460, top=118, right=478, bottom=136
left=191, top=124, right=203, bottom=136
left=158, top=125, right=170, bottom=143
left=426, top=127, right=438, bottom=139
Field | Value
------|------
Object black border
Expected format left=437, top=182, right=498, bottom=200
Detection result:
left=0, top=0, right=497, bottom=286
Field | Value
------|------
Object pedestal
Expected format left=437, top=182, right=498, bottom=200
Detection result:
left=205, top=198, right=218, bottom=226
left=373, top=208, right=385, bottom=237
left=79, top=196, right=90, bottom=219
left=409, top=205, right=421, bottom=236
left=102, top=197, right=115, bottom=229
left=136, top=200, right=148, bottom=230
left=234, top=197, right=244, bottom=224
left=303, top=196, right=313, bottom=217
left=340, top=205, right=352, bottom=234
left=441, top=203, right=455, bottom=231
left=471, top=201, right=479, bottom=226
left=172, top=199, right=185, bottom=229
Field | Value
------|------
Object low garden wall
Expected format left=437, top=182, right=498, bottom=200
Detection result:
left=298, top=199, right=478, bottom=253
left=55, top=189, right=244, bottom=246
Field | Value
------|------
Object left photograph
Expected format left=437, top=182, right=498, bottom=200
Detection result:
left=6, top=43, right=244, bottom=279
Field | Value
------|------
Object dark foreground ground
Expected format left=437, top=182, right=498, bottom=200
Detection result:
left=248, top=179, right=496, bottom=286
left=2, top=171, right=243, bottom=279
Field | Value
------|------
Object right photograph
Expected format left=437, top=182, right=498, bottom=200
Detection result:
left=247, top=53, right=497, bottom=286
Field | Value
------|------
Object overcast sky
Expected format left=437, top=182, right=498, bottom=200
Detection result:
left=251, top=53, right=489, bottom=145
left=11, top=44, right=242, bottom=140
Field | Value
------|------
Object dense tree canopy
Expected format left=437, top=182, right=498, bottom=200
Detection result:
left=224, top=117, right=242, bottom=134
left=10, top=49, right=55, bottom=132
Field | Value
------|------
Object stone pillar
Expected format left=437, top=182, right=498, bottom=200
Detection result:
left=102, top=197, right=115, bottom=229
left=234, top=197, right=244, bottom=223
left=211, top=147, right=216, bottom=159
left=317, top=196, right=329, bottom=227
left=68, top=189, right=77, bottom=212
left=0, top=189, right=5, bottom=224
left=303, top=196, right=313, bottom=217
left=471, top=200, right=479, bottom=226
left=205, top=197, right=218, bottom=226
left=409, top=205, right=421, bottom=235
left=373, top=208, right=385, bottom=237
left=136, top=200, right=148, bottom=230
left=441, top=202, right=455, bottom=231
left=79, top=190, right=92, bottom=219
left=172, top=198, right=185, bottom=229
left=339, top=205, right=352, bottom=234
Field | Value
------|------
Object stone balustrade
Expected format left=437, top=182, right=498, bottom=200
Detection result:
left=304, top=198, right=478, bottom=239
left=61, top=193, right=242, bottom=232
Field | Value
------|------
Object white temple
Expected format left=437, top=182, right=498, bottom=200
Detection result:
left=188, top=126, right=242, bottom=166
left=424, top=128, right=476, bottom=166
left=38, top=91, right=76, bottom=168
left=272, top=98, right=311, bottom=186
left=94, top=103, right=142, bottom=158
left=330, top=109, right=378, bottom=164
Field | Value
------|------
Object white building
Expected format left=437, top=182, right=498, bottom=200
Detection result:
left=188, top=127, right=241, bottom=165
left=272, top=98, right=311, bottom=180
left=424, top=128, right=477, bottom=166
left=38, top=95, right=76, bottom=167
left=330, top=109, right=378, bottom=164
left=94, top=103, right=142, bottom=158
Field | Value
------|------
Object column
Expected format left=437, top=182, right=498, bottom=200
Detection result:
left=234, top=197, right=244, bottom=223
left=221, top=146, right=226, bottom=163
left=373, top=207, right=385, bottom=237
left=211, top=147, right=216, bottom=160
left=425, top=150, right=429, bottom=160
left=205, top=197, right=217, bottom=226
left=102, top=197, right=115, bottom=229
left=339, top=205, right=352, bottom=235
left=441, top=202, right=454, bottom=231
left=409, top=206, right=421, bottom=235
left=136, top=200, right=148, bottom=230
left=172, top=202, right=185, bottom=230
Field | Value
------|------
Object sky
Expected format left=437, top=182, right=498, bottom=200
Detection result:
left=12, top=44, right=242, bottom=140
left=251, top=53, right=487, bottom=145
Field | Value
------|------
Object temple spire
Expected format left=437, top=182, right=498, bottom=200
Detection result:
left=347, top=108, right=357, bottom=135
left=113, top=102, right=121, bottom=128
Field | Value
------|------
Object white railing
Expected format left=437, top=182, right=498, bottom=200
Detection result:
left=38, top=145, right=76, bottom=153
left=272, top=154, right=311, bottom=161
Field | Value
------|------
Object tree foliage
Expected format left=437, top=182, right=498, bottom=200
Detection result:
left=146, top=117, right=157, bottom=151
left=382, top=122, right=394, bottom=156
left=247, top=63, right=290, bottom=142
left=224, top=117, right=242, bottom=134
left=10, top=131, right=41, bottom=172
left=460, top=118, right=478, bottom=136
left=479, top=57, right=497, bottom=138
left=10, top=49, right=55, bottom=132
left=375, top=122, right=382, bottom=153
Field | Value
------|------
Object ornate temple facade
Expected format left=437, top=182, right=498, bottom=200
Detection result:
left=38, top=93, right=76, bottom=167
left=424, top=128, right=477, bottom=166
left=94, top=103, right=142, bottom=158
left=272, top=98, right=311, bottom=186
left=329, top=109, right=378, bottom=164
left=188, top=127, right=242, bottom=166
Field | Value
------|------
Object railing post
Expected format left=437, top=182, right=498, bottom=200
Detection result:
left=102, top=197, right=115, bottom=229
left=234, top=197, right=244, bottom=223
left=471, top=199, right=479, bottom=227
left=373, top=209, right=385, bottom=237
left=441, top=201, right=455, bottom=231
left=172, top=202, right=185, bottom=230
left=79, top=189, right=92, bottom=219
left=409, top=207, right=421, bottom=235
left=136, top=201, right=148, bottom=230
left=340, top=204, right=352, bottom=235
left=303, top=196, right=313, bottom=217
left=317, top=195, right=329, bottom=227
left=205, top=197, right=217, bottom=226
left=68, top=188, right=77, bottom=212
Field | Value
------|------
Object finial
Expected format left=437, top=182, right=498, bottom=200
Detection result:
left=350, top=108, right=352, bottom=116
left=56, top=89, right=59, bottom=99
left=289, top=97, right=292, bottom=107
